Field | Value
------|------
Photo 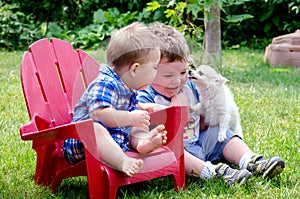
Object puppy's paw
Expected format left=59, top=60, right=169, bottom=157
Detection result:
left=218, top=133, right=227, bottom=142
left=189, top=103, right=201, bottom=115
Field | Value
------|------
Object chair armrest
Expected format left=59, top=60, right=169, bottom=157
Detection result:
left=150, top=106, right=189, bottom=161
left=20, top=119, right=94, bottom=142
left=150, top=106, right=189, bottom=143
left=20, top=114, right=51, bottom=138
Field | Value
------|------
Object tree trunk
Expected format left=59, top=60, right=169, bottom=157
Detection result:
left=204, top=3, right=221, bottom=67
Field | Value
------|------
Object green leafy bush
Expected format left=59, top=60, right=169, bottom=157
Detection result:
left=221, top=0, right=300, bottom=49
left=71, top=8, right=139, bottom=49
left=0, top=2, right=41, bottom=51
left=1, top=0, right=300, bottom=51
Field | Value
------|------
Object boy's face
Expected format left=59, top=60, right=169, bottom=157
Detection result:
left=152, top=57, right=188, bottom=98
left=133, top=49, right=161, bottom=90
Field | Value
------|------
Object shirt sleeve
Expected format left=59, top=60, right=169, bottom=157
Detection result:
left=137, top=89, right=156, bottom=103
left=86, top=77, right=118, bottom=113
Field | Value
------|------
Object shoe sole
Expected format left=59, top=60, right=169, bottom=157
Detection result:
left=238, top=170, right=252, bottom=185
left=226, top=170, right=251, bottom=186
left=262, top=157, right=285, bottom=178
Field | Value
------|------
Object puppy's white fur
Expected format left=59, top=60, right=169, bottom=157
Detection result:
left=190, top=65, right=243, bottom=142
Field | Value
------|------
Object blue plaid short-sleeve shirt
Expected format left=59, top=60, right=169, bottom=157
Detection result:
left=63, top=64, right=138, bottom=165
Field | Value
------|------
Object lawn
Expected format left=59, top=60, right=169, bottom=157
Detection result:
left=0, top=48, right=299, bottom=199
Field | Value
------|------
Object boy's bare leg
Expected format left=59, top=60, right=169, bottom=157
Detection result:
left=184, top=150, right=204, bottom=176
left=222, top=136, right=252, bottom=166
left=93, top=123, right=144, bottom=177
left=130, top=124, right=167, bottom=154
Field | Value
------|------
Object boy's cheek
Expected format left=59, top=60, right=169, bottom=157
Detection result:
left=183, top=74, right=188, bottom=81
left=153, top=75, right=168, bottom=85
left=153, top=81, right=167, bottom=90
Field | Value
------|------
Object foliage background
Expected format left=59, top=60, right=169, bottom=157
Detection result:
left=1, top=0, right=300, bottom=51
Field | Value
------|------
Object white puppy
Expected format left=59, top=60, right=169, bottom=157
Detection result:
left=189, top=65, right=243, bottom=142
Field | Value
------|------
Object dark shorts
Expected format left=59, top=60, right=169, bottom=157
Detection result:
left=63, top=138, right=86, bottom=165
left=62, top=122, right=131, bottom=165
left=184, top=126, right=241, bottom=164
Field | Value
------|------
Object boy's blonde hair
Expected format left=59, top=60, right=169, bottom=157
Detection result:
left=106, top=22, right=160, bottom=70
left=149, top=22, right=190, bottom=62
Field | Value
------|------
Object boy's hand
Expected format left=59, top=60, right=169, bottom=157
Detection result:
left=129, top=110, right=150, bottom=130
left=137, top=103, right=155, bottom=112
left=138, top=102, right=168, bottom=113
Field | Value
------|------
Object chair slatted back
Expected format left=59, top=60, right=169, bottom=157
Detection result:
left=21, top=38, right=98, bottom=129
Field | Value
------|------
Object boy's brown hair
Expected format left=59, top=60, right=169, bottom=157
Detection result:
left=106, top=22, right=160, bottom=71
left=149, top=22, right=190, bottom=63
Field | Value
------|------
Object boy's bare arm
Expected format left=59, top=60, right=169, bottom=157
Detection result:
left=138, top=102, right=168, bottom=113
left=90, top=107, right=150, bottom=130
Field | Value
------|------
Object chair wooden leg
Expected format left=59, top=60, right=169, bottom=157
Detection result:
left=88, top=172, right=110, bottom=199
left=33, top=145, right=56, bottom=186
left=109, top=186, right=118, bottom=199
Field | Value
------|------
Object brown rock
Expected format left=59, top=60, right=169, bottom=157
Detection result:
left=264, top=30, right=300, bottom=67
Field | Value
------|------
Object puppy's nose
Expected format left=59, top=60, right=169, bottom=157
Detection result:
left=188, top=70, right=197, bottom=80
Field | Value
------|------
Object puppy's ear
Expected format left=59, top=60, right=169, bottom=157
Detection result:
left=216, top=74, right=228, bottom=85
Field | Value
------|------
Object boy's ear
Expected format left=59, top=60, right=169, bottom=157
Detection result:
left=129, top=63, right=140, bottom=78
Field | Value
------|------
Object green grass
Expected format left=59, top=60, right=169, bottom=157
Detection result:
left=1, top=49, right=299, bottom=199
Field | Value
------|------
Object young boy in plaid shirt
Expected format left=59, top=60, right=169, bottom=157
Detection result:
left=63, top=22, right=166, bottom=177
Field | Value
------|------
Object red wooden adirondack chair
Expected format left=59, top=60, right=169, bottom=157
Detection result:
left=19, top=38, right=189, bottom=198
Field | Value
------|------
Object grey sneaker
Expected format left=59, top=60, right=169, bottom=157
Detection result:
left=247, top=155, right=285, bottom=178
left=215, top=163, right=252, bottom=185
